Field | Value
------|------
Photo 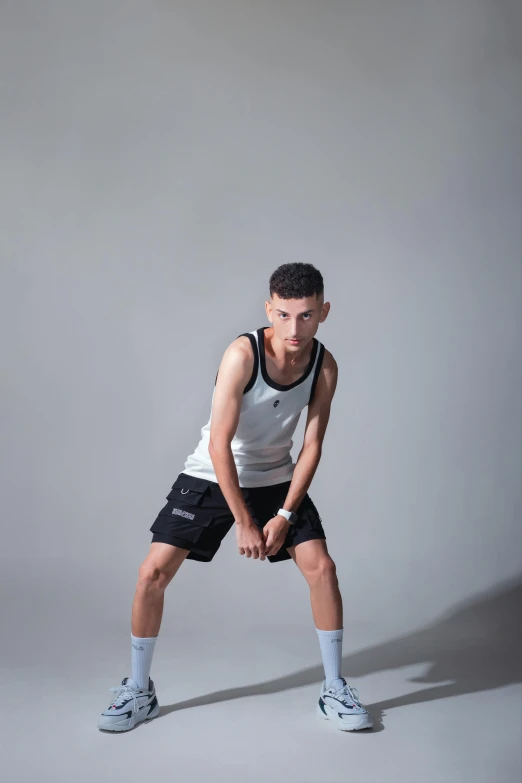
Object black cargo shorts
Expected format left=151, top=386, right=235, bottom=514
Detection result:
left=150, top=472, right=326, bottom=563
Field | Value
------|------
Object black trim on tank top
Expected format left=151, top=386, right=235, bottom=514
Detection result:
left=257, top=326, right=319, bottom=392
left=214, top=332, right=259, bottom=394
left=308, top=343, right=325, bottom=405
left=237, top=333, right=259, bottom=393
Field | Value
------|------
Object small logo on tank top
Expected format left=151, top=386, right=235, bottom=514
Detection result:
left=273, top=400, right=280, bottom=407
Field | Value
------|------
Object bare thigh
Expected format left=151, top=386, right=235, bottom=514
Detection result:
left=286, top=538, right=331, bottom=565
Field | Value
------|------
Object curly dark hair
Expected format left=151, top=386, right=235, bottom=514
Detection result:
left=269, top=263, right=324, bottom=300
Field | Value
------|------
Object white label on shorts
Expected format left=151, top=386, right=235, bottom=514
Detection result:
left=171, top=507, right=195, bottom=521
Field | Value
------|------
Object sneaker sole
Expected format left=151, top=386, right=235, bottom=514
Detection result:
left=316, top=701, right=373, bottom=731
left=98, top=701, right=160, bottom=732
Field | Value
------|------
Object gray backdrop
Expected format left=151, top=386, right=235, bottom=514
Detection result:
left=1, top=2, right=521, bottom=782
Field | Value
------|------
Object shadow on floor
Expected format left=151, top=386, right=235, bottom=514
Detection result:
left=158, top=575, right=522, bottom=732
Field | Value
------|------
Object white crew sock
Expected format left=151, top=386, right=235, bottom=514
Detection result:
left=131, top=634, right=157, bottom=690
left=316, top=627, right=344, bottom=690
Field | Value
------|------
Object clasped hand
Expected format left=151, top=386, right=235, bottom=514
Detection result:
left=236, top=515, right=290, bottom=560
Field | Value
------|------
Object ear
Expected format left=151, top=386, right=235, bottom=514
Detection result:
left=320, top=301, right=331, bottom=322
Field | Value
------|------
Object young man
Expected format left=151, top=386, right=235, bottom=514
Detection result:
left=98, top=263, right=373, bottom=733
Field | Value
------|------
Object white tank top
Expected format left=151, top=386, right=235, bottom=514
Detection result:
left=183, top=326, right=326, bottom=487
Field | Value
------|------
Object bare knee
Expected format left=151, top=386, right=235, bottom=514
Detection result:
left=305, top=556, right=338, bottom=588
left=137, top=558, right=174, bottom=593
left=136, top=542, right=189, bottom=592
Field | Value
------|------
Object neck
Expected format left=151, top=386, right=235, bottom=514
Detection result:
left=263, top=326, right=312, bottom=367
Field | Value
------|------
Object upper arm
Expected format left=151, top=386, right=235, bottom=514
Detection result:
left=302, top=349, right=338, bottom=451
left=208, top=336, right=254, bottom=449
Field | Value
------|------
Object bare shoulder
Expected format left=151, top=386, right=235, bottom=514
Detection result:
left=224, top=334, right=255, bottom=368
left=214, top=334, right=254, bottom=389
left=321, top=347, right=338, bottom=386
left=322, top=347, right=338, bottom=374
left=210, top=336, right=255, bottom=447
left=233, top=334, right=255, bottom=359
left=303, top=346, right=338, bottom=445
left=312, top=347, right=338, bottom=405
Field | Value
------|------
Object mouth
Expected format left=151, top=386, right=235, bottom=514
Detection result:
left=287, top=339, right=301, bottom=344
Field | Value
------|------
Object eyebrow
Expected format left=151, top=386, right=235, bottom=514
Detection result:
left=275, top=308, right=315, bottom=315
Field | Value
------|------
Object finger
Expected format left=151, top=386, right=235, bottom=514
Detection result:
left=238, top=547, right=245, bottom=556
left=245, top=548, right=252, bottom=558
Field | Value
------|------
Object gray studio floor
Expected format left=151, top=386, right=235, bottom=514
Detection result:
left=3, top=577, right=521, bottom=783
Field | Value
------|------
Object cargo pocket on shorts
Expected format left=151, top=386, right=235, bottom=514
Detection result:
left=167, top=473, right=212, bottom=506
left=295, top=495, right=323, bottom=533
left=150, top=475, right=214, bottom=543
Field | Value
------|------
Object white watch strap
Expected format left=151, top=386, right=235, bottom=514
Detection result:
left=277, top=508, right=295, bottom=523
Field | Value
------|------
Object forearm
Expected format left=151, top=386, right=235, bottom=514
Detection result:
left=208, top=443, right=252, bottom=525
left=282, top=444, right=322, bottom=514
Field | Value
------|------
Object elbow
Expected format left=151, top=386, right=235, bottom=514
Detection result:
left=208, top=439, right=231, bottom=454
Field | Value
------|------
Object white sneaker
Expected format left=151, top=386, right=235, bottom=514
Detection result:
left=98, top=676, right=159, bottom=732
left=316, top=677, right=373, bottom=731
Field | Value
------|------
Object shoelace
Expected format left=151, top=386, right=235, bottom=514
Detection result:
left=108, top=684, right=140, bottom=713
left=329, top=682, right=361, bottom=708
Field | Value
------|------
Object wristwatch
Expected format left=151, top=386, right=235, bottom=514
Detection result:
left=277, top=507, right=299, bottom=525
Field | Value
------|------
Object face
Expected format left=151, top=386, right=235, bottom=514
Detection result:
left=265, top=292, right=330, bottom=348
